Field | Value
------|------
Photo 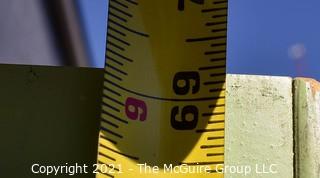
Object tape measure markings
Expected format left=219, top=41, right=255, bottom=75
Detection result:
left=111, top=0, right=130, bottom=9
left=202, top=7, right=227, bottom=13
left=211, top=14, right=228, bottom=19
left=208, top=57, right=225, bottom=62
left=105, top=65, right=127, bottom=77
left=107, top=48, right=133, bottom=62
left=201, top=144, right=224, bottom=149
left=202, top=111, right=225, bottom=116
left=110, top=0, right=129, bottom=9
left=107, top=49, right=132, bottom=63
left=105, top=0, right=150, bottom=90
left=194, top=5, right=227, bottom=160
left=102, top=94, right=124, bottom=106
left=208, top=135, right=224, bottom=140
left=209, top=15, right=227, bottom=21
left=206, top=21, right=227, bottom=27
left=109, top=11, right=128, bottom=22
left=99, top=126, right=122, bottom=143
left=108, top=0, right=149, bottom=39
left=104, top=71, right=123, bottom=81
left=104, top=86, right=121, bottom=96
left=100, top=2, right=145, bottom=160
left=107, top=25, right=127, bottom=38
left=195, top=3, right=227, bottom=163
left=208, top=119, right=225, bottom=123
left=208, top=102, right=225, bottom=107
left=102, top=101, right=121, bottom=112
left=108, top=19, right=149, bottom=37
left=100, top=125, right=123, bottom=138
left=205, top=51, right=226, bottom=56
left=107, top=33, right=128, bottom=45
left=186, top=36, right=224, bottom=42
left=106, top=56, right=125, bottom=67
left=103, top=100, right=120, bottom=112
left=122, top=0, right=138, bottom=5
left=104, top=63, right=128, bottom=76
left=196, top=126, right=225, bottom=132
left=109, top=4, right=133, bottom=17
left=102, top=110, right=124, bottom=124
left=107, top=40, right=125, bottom=51
left=209, top=73, right=225, bottom=77
left=213, top=0, right=227, bottom=3
left=213, top=0, right=227, bottom=4
left=101, top=110, right=128, bottom=124
left=209, top=88, right=225, bottom=93
left=206, top=15, right=228, bottom=21
left=101, top=117, right=119, bottom=128
left=108, top=2, right=132, bottom=23
left=98, top=0, right=228, bottom=177
left=211, top=28, right=227, bottom=33
left=99, top=151, right=116, bottom=161
left=205, top=13, right=228, bottom=19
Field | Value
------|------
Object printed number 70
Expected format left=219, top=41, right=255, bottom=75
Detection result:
left=178, top=0, right=204, bottom=11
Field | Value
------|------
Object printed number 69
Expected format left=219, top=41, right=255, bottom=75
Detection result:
left=171, top=71, right=200, bottom=130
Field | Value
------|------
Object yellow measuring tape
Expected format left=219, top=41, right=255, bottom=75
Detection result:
left=97, top=0, right=227, bottom=177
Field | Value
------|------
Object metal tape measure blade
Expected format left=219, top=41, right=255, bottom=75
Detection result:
left=97, top=0, right=228, bottom=177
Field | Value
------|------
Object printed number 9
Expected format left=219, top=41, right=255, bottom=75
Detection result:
left=173, top=72, right=200, bottom=95
left=125, top=97, right=147, bottom=121
left=171, top=105, right=199, bottom=130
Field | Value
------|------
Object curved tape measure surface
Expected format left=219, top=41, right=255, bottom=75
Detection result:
left=97, top=0, right=227, bottom=177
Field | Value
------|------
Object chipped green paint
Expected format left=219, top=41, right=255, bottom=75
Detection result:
left=294, top=78, right=320, bottom=178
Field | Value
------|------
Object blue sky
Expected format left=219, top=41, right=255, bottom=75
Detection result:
left=79, top=0, right=320, bottom=80
left=78, top=0, right=108, bottom=68
left=228, top=0, right=320, bottom=80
